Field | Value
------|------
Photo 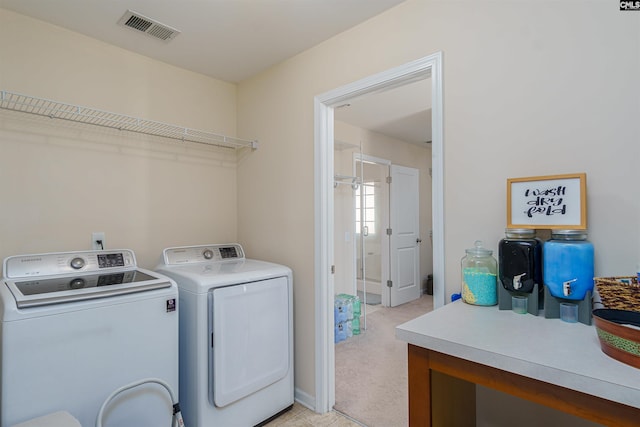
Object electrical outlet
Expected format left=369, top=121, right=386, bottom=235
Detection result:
left=92, top=232, right=105, bottom=250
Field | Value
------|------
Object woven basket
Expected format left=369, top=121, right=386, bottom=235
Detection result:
left=595, top=276, right=640, bottom=312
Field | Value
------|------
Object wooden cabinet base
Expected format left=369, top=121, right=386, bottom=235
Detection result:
left=407, top=344, right=640, bottom=427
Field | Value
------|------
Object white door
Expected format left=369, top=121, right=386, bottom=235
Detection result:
left=388, top=164, right=420, bottom=307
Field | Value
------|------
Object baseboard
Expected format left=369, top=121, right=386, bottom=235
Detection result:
left=294, top=387, right=316, bottom=412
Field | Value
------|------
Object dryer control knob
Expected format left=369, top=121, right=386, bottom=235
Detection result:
left=70, top=257, right=85, bottom=269
left=203, top=249, right=214, bottom=260
left=202, top=249, right=213, bottom=259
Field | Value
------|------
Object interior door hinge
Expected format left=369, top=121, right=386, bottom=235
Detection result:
left=387, top=280, right=393, bottom=288
left=386, top=176, right=392, bottom=184
left=386, top=228, right=392, bottom=236
left=331, top=265, right=335, bottom=274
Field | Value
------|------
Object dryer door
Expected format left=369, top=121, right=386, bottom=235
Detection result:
left=209, top=276, right=290, bottom=407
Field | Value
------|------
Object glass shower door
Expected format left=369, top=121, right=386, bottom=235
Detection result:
left=356, top=160, right=388, bottom=327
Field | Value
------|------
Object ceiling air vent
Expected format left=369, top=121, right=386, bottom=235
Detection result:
left=118, top=10, right=180, bottom=42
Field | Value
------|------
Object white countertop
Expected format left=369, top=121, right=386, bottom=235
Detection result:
left=396, top=300, right=640, bottom=409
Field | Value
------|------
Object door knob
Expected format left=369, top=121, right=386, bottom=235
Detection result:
left=416, top=238, right=422, bottom=243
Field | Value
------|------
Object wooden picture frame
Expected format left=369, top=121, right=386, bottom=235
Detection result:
left=507, top=173, right=587, bottom=229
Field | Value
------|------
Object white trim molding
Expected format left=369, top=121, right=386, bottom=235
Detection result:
left=313, top=52, right=445, bottom=413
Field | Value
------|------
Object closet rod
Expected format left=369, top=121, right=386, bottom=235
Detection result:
left=0, top=90, right=258, bottom=150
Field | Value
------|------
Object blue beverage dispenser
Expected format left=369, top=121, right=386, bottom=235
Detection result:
left=543, top=229, right=594, bottom=324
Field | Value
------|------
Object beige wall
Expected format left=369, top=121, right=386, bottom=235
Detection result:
left=1, top=1, right=639, bottom=424
left=0, top=9, right=242, bottom=268
left=237, top=0, right=639, bottom=413
left=333, top=136, right=359, bottom=297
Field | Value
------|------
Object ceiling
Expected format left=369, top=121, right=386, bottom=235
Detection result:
left=0, top=0, right=406, bottom=83
left=335, top=78, right=432, bottom=146
left=1, top=0, right=430, bottom=145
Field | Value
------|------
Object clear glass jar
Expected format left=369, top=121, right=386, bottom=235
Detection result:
left=498, top=228, right=542, bottom=294
left=461, top=240, right=497, bottom=305
left=543, top=229, right=594, bottom=300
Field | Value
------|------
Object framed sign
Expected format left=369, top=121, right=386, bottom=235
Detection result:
left=507, top=173, right=587, bottom=229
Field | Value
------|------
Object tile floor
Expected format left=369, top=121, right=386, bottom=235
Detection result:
left=263, top=403, right=364, bottom=427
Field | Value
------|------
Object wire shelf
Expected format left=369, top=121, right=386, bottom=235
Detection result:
left=0, top=90, right=258, bottom=150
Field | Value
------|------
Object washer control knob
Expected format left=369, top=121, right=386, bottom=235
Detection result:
left=70, top=257, right=85, bottom=270
left=203, top=249, right=214, bottom=260
left=69, top=278, right=85, bottom=289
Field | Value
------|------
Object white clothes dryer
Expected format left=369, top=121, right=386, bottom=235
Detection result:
left=156, top=244, right=293, bottom=427
left=0, top=249, right=179, bottom=427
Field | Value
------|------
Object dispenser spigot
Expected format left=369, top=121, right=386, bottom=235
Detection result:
left=563, top=279, right=577, bottom=297
left=512, top=273, right=526, bottom=290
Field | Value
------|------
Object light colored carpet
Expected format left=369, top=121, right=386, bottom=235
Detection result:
left=334, top=295, right=433, bottom=427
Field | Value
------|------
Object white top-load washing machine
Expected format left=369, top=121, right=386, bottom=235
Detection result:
left=156, top=243, right=294, bottom=427
left=0, top=249, right=179, bottom=427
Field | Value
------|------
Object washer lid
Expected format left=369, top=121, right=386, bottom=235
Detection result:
left=4, top=269, right=171, bottom=308
left=2, top=250, right=172, bottom=308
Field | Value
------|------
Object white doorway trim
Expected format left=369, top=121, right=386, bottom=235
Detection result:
left=313, top=52, right=444, bottom=413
